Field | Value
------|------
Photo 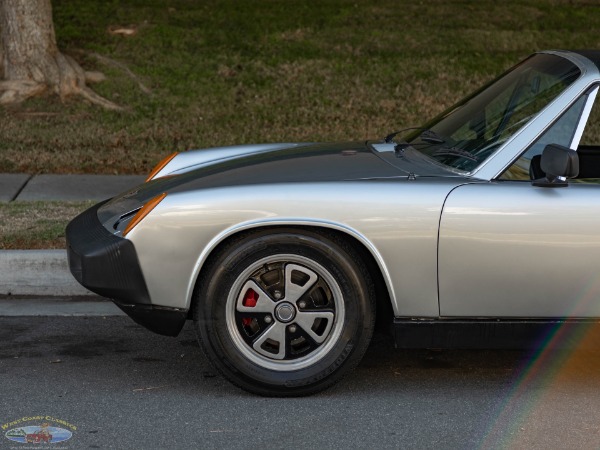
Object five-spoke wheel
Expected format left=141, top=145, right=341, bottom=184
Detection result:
left=227, top=256, right=343, bottom=370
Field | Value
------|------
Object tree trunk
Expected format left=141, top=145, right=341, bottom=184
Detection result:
left=0, top=0, right=120, bottom=109
left=0, top=22, right=3, bottom=78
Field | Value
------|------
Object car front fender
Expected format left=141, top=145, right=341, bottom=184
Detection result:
left=127, top=180, right=463, bottom=318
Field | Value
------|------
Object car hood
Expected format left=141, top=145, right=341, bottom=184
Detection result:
left=99, top=141, right=461, bottom=223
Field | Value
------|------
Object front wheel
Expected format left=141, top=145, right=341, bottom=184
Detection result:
left=194, top=229, right=376, bottom=396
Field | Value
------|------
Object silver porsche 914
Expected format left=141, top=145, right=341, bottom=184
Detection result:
left=67, top=50, right=600, bottom=396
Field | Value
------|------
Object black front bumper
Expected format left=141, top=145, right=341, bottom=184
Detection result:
left=66, top=201, right=186, bottom=336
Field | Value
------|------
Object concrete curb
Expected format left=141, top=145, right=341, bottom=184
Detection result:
left=0, top=250, right=93, bottom=296
left=0, top=297, right=125, bottom=316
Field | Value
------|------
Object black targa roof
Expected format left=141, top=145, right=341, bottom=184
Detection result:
left=573, top=50, right=600, bottom=70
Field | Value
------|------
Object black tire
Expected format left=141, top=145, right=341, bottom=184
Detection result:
left=193, top=228, right=376, bottom=396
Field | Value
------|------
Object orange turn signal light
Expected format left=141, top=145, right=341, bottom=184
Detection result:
left=146, top=152, right=178, bottom=182
left=123, top=193, right=167, bottom=237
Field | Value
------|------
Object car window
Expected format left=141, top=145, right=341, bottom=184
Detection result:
left=500, top=86, right=600, bottom=182
left=500, top=95, right=587, bottom=180
left=402, top=54, right=581, bottom=173
left=579, top=93, right=600, bottom=146
left=572, top=91, right=600, bottom=184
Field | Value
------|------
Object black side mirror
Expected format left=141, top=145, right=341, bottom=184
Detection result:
left=532, top=144, right=579, bottom=188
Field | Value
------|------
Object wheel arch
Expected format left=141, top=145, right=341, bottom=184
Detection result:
left=187, top=221, right=395, bottom=331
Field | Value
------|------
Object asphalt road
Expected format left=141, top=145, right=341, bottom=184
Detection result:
left=1, top=314, right=600, bottom=449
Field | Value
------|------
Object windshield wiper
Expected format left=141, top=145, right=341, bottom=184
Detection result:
left=384, top=127, right=446, bottom=145
left=383, top=127, right=423, bottom=143
left=433, top=147, right=478, bottom=162
left=419, top=129, right=445, bottom=144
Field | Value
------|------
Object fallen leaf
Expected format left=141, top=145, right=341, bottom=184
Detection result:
left=108, top=26, right=138, bottom=36
left=132, top=385, right=170, bottom=392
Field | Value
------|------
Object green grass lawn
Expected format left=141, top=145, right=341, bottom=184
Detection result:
left=0, top=201, right=93, bottom=249
left=0, top=0, right=599, bottom=175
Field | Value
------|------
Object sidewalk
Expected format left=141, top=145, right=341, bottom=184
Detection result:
left=1, top=173, right=145, bottom=202
left=1, top=173, right=145, bottom=297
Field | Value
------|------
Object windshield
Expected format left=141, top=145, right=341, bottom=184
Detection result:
left=400, top=54, right=581, bottom=172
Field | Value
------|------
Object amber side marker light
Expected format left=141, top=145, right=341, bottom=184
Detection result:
left=146, top=152, right=178, bottom=182
left=123, top=193, right=167, bottom=237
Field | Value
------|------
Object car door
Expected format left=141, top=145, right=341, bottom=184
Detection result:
left=438, top=86, right=600, bottom=318
left=438, top=181, right=600, bottom=317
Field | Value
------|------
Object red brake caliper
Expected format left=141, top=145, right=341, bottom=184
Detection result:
left=242, top=288, right=258, bottom=307
left=242, top=288, right=258, bottom=326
